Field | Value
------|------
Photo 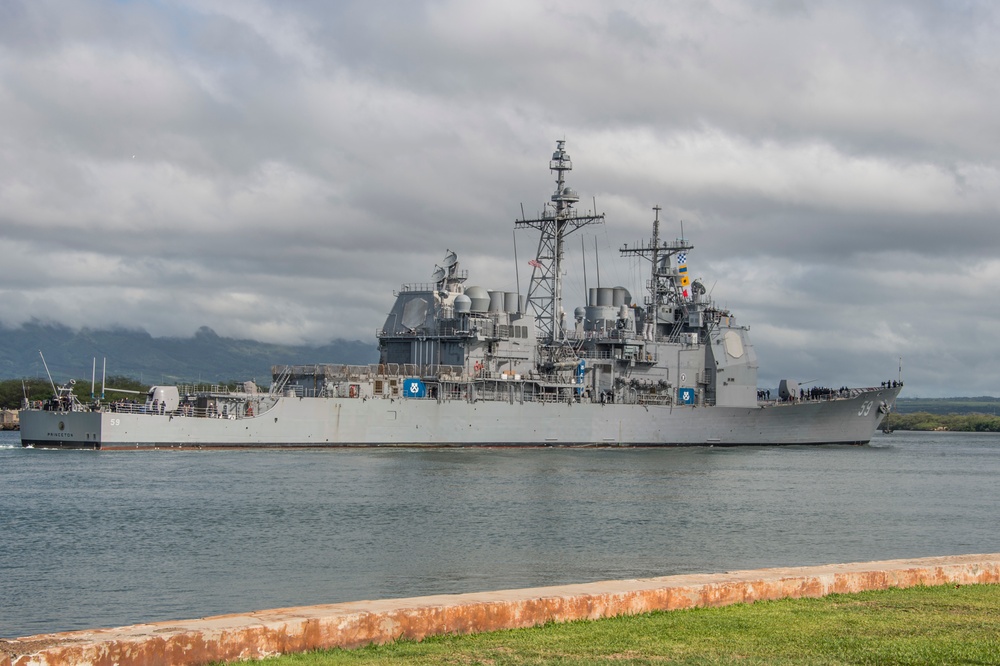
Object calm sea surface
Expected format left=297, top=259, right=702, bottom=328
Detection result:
left=1, top=429, right=998, bottom=638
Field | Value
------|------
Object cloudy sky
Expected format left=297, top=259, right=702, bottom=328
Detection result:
left=1, top=0, right=998, bottom=397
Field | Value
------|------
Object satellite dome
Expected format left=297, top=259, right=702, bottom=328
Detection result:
left=454, top=294, right=472, bottom=314
left=464, top=286, right=490, bottom=313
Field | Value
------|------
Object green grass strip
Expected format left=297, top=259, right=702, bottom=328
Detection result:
left=230, top=583, right=1000, bottom=665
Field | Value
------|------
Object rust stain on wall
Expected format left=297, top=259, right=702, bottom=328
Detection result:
left=3, top=554, right=998, bottom=666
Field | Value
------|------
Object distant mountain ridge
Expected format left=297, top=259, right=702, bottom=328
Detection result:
left=0, top=322, right=378, bottom=384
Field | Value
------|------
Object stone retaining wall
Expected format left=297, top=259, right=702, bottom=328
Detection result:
left=3, top=553, right=998, bottom=666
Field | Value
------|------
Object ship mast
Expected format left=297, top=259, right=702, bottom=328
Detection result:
left=516, top=140, right=604, bottom=344
left=619, top=206, right=694, bottom=341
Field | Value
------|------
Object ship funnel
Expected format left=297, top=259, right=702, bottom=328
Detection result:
left=504, top=292, right=519, bottom=313
left=488, top=291, right=505, bottom=313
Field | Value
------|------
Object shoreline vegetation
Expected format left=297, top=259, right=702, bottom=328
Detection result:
left=227, top=583, right=1000, bottom=665
left=882, top=411, right=1000, bottom=432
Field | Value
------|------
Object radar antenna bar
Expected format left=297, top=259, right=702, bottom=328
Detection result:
left=516, top=140, right=604, bottom=344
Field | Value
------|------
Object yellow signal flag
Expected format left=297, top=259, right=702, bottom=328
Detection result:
left=680, top=275, right=690, bottom=287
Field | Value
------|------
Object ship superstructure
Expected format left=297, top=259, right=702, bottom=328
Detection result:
left=19, top=141, right=900, bottom=449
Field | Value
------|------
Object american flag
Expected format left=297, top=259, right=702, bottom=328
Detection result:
left=528, top=259, right=542, bottom=269
left=677, top=252, right=687, bottom=265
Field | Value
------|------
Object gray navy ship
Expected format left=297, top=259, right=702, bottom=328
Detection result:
left=20, top=140, right=900, bottom=449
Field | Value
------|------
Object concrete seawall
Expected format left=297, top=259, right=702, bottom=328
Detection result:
left=3, top=553, right=998, bottom=666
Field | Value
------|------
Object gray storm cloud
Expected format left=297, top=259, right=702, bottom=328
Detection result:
left=1, top=0, right=998, bottom=397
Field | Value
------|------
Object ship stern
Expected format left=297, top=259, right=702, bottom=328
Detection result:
left=19, top=409, right=105, bottom=449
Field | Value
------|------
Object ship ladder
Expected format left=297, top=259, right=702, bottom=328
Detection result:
left=269, top=365, right=293, bottom=397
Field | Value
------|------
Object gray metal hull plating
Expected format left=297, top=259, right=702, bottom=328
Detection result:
left=20, top=387, right=899, bottom=450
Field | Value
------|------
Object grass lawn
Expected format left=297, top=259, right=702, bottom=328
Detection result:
left=230, top=583, right=1000, bottom=665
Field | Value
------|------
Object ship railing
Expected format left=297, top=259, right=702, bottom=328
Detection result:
left=107, top=401, right=143, bottom=414
left=174, top=405, right=252, bottom=419
left=172, top=383, right=253, bottom=397
left=522, top=390, right=591, bottom=404
left=104, top=401, right=261, bottom=419
left=378, top=329, right=426, bottom=339
left=37, top=400, right=91, bottom=414
left=576, top=349, right=615, bottom=360
left=567, top=330, right=643, bottom=343
left=379, top=324, right=475, bottom=339
left=397, top=282, right=435, bottom=293
left=367, top=363, right=465, bottom=379
left=271, top=362, right=470, bottom=385
left=397, top=272, right=469, bottom=293
left=271, top=364, right=371, bottom=381
left=372, top=363, right=402, bottom=377
left=107, top=402, right=181, bottom=415
left=345, top=364, right=367, bottom=380
left=763, top=385, right=895, bottom=405
left=635, top=393, right=674, bottom=406
left=436, top=323, right=474, bottom=337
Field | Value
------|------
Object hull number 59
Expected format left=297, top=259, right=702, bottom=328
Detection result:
left=857, top=401, right=873, bottom=417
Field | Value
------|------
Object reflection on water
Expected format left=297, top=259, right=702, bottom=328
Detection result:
left=1, top=430, right=998, bottom=637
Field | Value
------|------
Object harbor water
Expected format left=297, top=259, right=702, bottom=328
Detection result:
left=1, top=429, right=998, bottom=639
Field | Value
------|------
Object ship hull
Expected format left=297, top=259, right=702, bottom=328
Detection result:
left=20, top=387, right=899, bottom=450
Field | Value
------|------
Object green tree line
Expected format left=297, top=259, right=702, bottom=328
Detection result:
left=884, top=411, right=1000, bottom=432
left=0, top=376, right=150, bottom=410
left=1, top=377, right=260, bottom=410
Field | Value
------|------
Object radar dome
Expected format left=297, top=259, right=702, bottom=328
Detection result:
left=454, top=294, right=472, bottom=314
left=464, top=286, right=490, bottom=313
